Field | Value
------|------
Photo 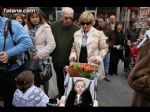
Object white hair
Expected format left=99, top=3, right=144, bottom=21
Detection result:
left=61, top=7, right=74, bottom=16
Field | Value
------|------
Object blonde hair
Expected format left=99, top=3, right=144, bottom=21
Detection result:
left=79, top=11, right=95, bottom=25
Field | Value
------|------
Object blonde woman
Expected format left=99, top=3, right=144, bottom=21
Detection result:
left=24, top=7, right=56, bottom=96
left=69, top=11, right=108, bottom=79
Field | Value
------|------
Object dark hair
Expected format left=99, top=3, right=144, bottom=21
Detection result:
left=0, top=10, right=2, bottom=16
left=114, top=21, right=123, bottom=30
left=97, top=14, right=105, bottom=21
left=129, top=18, right=136, bottom=26
left=15, top=70, right=34, bottom=86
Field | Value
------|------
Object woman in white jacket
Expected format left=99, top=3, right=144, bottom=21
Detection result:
left=24, top=7, right=56, bottom=96
left=69, top=11, right=108, bottom=79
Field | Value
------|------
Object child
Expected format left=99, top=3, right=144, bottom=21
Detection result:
left=12, top=70, right=49, bottom=107
left=57, top=79, right=93, bottom=107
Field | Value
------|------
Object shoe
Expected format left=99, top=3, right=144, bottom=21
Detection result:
left=104, top=76, right=111, bottom=82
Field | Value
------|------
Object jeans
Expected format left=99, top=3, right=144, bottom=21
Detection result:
left=103, top=52, right=110, bottom=76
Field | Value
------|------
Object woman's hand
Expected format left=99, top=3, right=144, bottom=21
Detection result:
left=0, top=52, right=9, bottom=63
left=69, top=57, right=76, bottom=62
left=32, top=53, right=39, bottom=60
left=92, top=59, right=100, bottom=65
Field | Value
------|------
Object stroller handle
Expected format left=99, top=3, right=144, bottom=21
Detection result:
left=69, top=62, right=99, bottom=67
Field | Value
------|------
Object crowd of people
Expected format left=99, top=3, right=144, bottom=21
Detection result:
left=0, top=7, right=150, bottom=107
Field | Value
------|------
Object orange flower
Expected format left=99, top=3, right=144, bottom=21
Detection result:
left=67, top=66, right=82, bottom=77
left=66, top=63, right=97, bottom=79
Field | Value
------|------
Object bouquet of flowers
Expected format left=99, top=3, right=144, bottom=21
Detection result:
left=66, top=62, right=98, bottom=79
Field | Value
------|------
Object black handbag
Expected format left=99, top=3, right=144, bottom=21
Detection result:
left=40, top=62, right=52, bottom=84
left=23, top=51, right=40, bottom=72
left=24, top=59, right=39, bottom=71
left=0, top=62, right=9, bottom=75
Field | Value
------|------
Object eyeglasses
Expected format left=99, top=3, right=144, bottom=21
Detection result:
left=80, top=22, right=91, bottom=25
left=64, top=17, right=73, bottom=20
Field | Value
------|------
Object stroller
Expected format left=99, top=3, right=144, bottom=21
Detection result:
left=129, top=39, right=142, bottom=70
left=129, top=46, right=140, bottom=69
left=47, top=63, right=99, bottom=107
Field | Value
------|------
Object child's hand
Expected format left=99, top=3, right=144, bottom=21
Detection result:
left=57, top=98, right=65, bottom=105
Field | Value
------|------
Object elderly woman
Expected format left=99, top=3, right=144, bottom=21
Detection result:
left=69, top=11, right=108, bottom=79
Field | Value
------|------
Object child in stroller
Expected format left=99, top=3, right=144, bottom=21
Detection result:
left=47, top=63, right=99, bottom=107
left=57, top=79, right=93, bottom=107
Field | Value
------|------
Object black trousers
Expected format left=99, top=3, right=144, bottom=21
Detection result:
left=124, top=45, right=131, bottom=69
left=109, top=49, right=123, bottom=75
left=53, top=66, right=65, bottom=98
left=0, top=66, right=23, bottom=107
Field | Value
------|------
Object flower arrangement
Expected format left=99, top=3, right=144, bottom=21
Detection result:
left=66, top=62, right=98, bottom=79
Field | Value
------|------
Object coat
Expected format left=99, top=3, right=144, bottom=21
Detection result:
left=96, top=25, right=115, bottom=50
left=51, top=21, right=79, bottom=67
left=128, top=40, right=150, bottom=106
left=69, top=27, right=108, bottom=79
left=24, top=23, right=56, bottom=60
left=65, top=88, right=93, bottom=107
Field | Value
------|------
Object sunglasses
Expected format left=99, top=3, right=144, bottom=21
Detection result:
left=80, top=22, right=91, bottom=25
left=64, top=17, right=73, bottom=20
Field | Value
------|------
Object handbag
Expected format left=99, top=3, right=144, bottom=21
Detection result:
left=24, top=59, right=39, bottom=71
left=23, top=51, right=40, bottom=72
left=0, top=62, right=9, bottom=75
left=39, top=58, right=53, bottom=84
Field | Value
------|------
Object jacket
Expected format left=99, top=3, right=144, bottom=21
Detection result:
left=125, top=27, right=139, bottom=43
left=69, top=27, right=108, bottom=79
left=128, top=40, right=150, bottom=106
left=96, top=25, right=115, bottom=50
left=24, top=23, right=56, bottom=60
left=0, top=17, right=33, bottom=71
left=51, top=21, right=79, bottom=67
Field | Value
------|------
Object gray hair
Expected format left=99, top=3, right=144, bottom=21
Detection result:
left=61, top=7, right=74, bottom=16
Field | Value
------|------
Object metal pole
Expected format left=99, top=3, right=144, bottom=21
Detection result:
left=116, top=7, right=120, bottom=21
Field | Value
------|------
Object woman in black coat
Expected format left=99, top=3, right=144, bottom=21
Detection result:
left=109, top=21, right=124, bottom=75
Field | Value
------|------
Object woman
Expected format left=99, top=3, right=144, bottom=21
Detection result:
left=24, top=7, right=56, bottom=96
left=13, top=13, right=26, bottom=26
left=69, top=11, right=108, bottom=79
left=128, top=39, right=150, bottom=106
left=109, top=21, right=124, bottom=75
